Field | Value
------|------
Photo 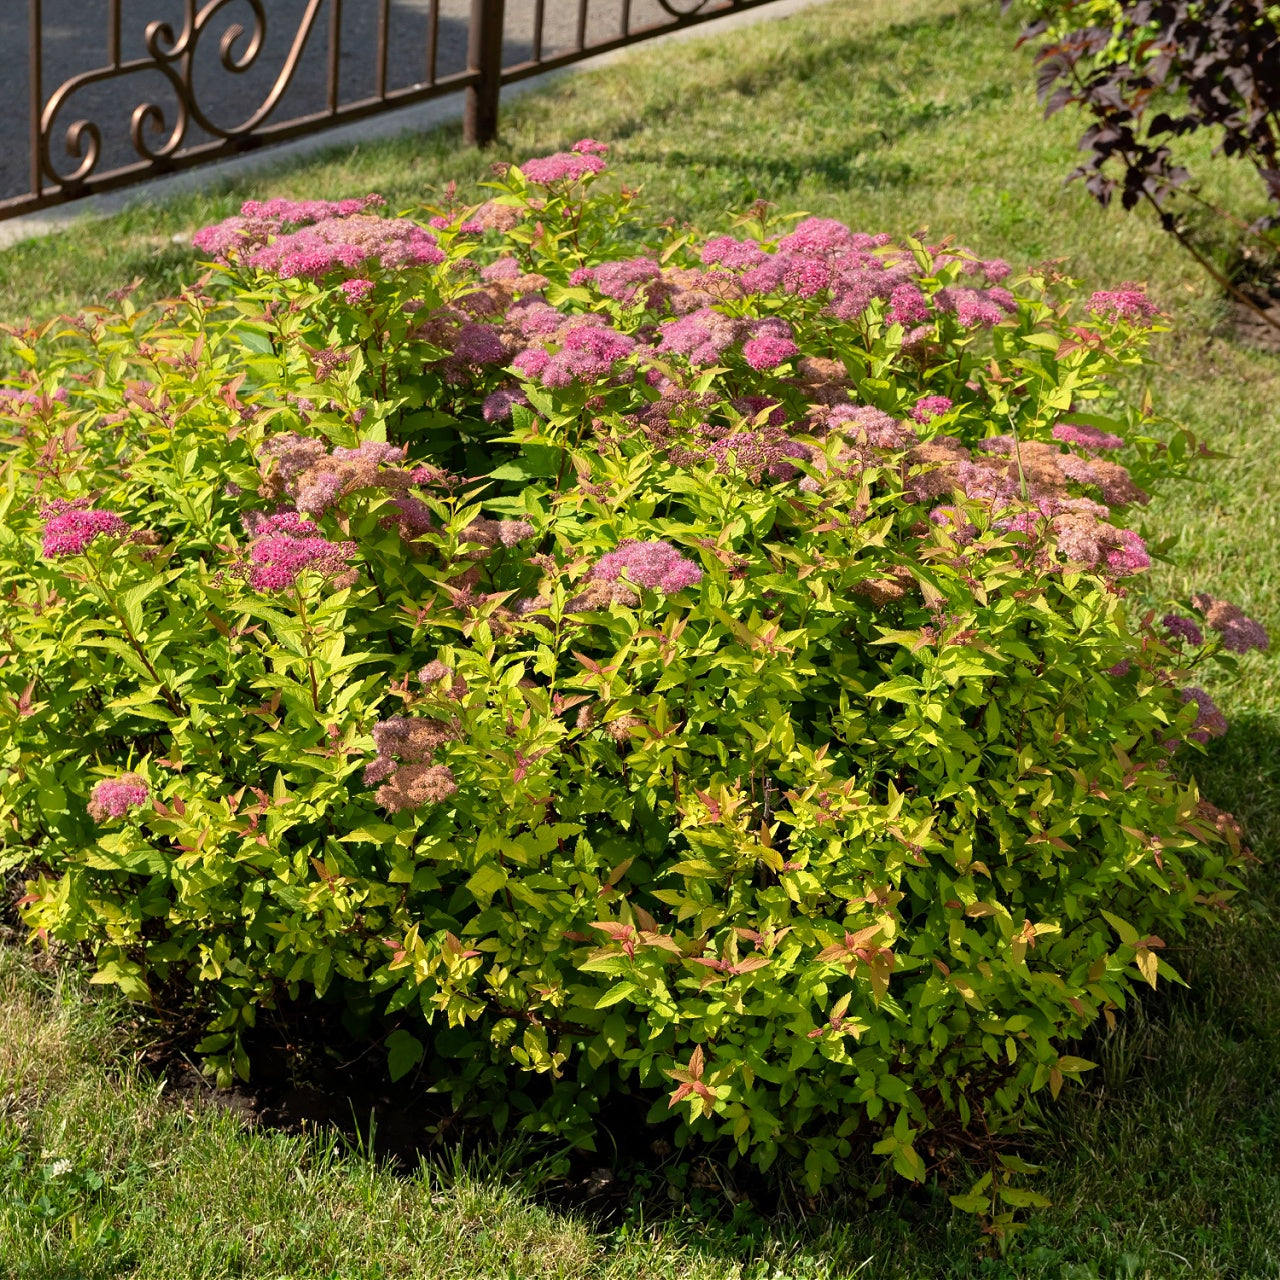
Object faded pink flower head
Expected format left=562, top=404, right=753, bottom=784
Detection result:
left=588, top=539, right=703, bottom=593
left=1192, top=593, right=1270, bottom=654
left=589, top=257, right=662, bottom=302
left=42, top=505, right=133, bottom=558
left=656, top=308, right=740, bottom=366
left=88, top=774, right=149, bottom=822
left=1178, top=686, right=1228, bottom=743
left=482, top=257, right=523, bottom=283
left=483, top=388, right=528, bottom=421
left=1163, top=614, right=1204, bottom=646
left=1053, top=423, right=1124, bottom=452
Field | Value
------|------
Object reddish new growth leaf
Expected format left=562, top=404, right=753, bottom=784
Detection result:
left=665, top=1045, right=716, bottom=1116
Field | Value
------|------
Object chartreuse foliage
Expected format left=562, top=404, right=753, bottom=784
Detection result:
left=0, top=148, right=1262, bottom=1216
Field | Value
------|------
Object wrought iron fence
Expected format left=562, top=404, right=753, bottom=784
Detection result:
left=3, top=0, right=787, bottom=221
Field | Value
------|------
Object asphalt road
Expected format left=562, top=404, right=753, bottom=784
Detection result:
left=2, top=0, right=695, bottom=203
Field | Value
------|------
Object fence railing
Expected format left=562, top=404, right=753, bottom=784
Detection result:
left=2, top=0, right=786, bottom=222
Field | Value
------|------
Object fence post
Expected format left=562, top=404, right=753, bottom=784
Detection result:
left=464, top=0, right=505, bottom=146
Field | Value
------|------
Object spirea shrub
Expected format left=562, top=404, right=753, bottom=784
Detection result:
left=0, top=143, right=1265, bottom=1194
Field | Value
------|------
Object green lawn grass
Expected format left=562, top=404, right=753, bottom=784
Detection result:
left=4, top=0, right=1280, bottom=1276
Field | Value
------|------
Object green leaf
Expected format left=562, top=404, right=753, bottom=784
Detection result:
left=467, top=863, right=509, bottom=904
left=386, top=1030, right=424, bottom=1082
left=594, top=981, right=639, bottom=1009
left=998, top=1187, right=1053, bottom=1209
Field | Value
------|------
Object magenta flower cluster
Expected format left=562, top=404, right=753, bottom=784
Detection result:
left=687, top=218, right=1022, bottom=336
left=88, top=774, right=149, bottom=822
left=512, top=317, right=637, bottom=388
left=588, top=540, right=703, bottom=593
left=571, top=257, right=662, bottom=303
left=41, top=504, right=133, bottom=558
left=244, top=511, right=358, bottom=592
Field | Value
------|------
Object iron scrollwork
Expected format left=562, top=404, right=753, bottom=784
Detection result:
left=652, top=0, right=719, bottom=18
left=39, top=0, right=327, bottom=189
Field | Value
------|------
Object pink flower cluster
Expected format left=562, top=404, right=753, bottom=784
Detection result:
left=192, top=194, right=385, bottom=260
left=588, top=540, right=703, bottom=593
left=701, top=236, right=769, bottom=270
left=243, top=511, right=358, bottom=592
left=518, top=143, right=608, bottom=185
left=655, top=308, right=742, bottom=365
left=340, top=278, right=376, bottom=305
left=1102, top=528, right=1151, bottom=575
left=1087, top=284, right=1160, bottom=324
left=512, top=317, right=637, bottom=388
left=911, top=395, right=954, bottom=424
left=0, top=386, right=69, bottom=410
left=742, top=319, right=799, bottom=370
left=572, top=257, right=662, bottom=303
left=88, top=774, right=149, bottom=822
left=887, top=284, right=930, bottom=326
left=41, top=504, right=133, bottom=557
left=935, top=286, right=1017, bottom=328
left=693, top=218, right=1019, bottom=338
left=239, top=195, right=385, bottom=223
left=241, top=215, right=444, bottom=279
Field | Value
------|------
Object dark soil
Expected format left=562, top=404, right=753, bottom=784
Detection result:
left=136, top=991, right=758, bottom=1223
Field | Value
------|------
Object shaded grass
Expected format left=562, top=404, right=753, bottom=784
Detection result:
left=3, top=0, right=1280, bottom=1275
